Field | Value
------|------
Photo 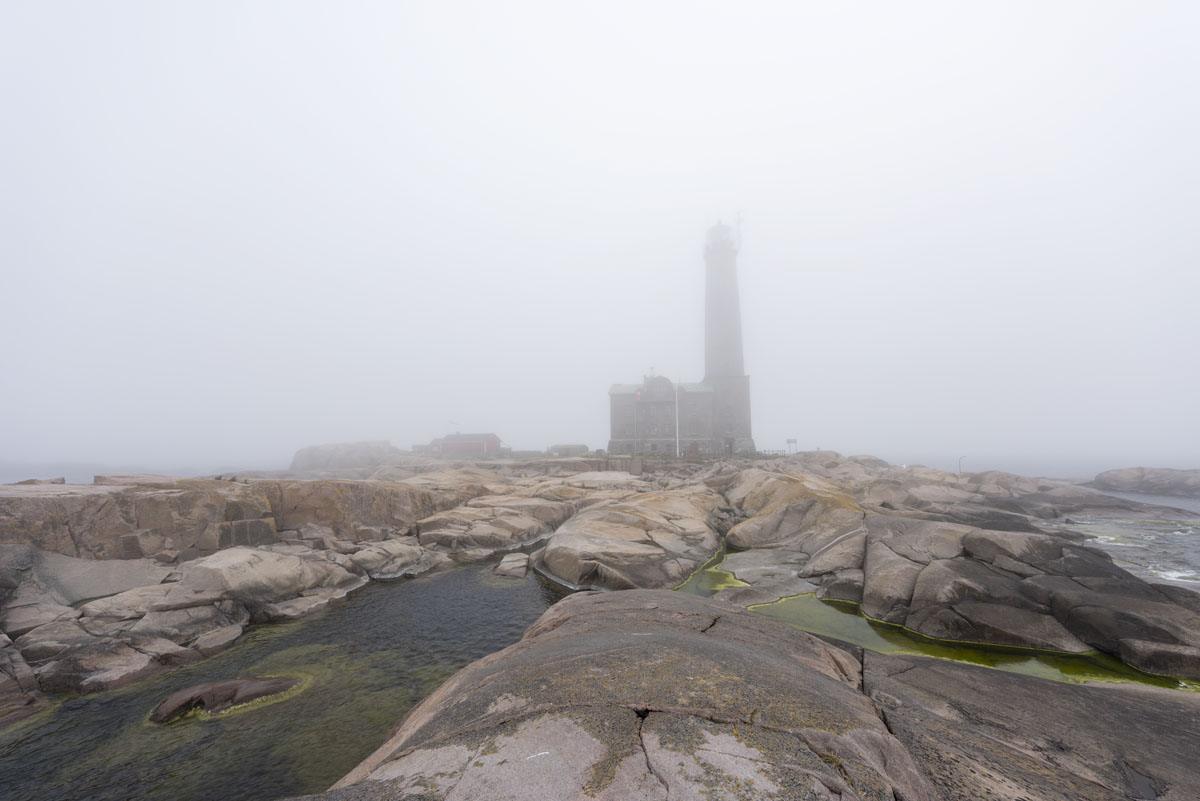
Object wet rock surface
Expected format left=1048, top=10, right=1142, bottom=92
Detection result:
left=150, top=676, right=300, bottom=723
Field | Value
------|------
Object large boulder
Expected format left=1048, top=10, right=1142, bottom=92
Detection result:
left=348, top=539, right=448, bottom=580
left=539, top=488, right=721, bottom=590
left=857, top=517, right=1198, bottom=666
left=303, top=590, right=935, bottom=801
left=155, top=546, right=365, bottom=619
left=417, top=495, right=576, bottom=553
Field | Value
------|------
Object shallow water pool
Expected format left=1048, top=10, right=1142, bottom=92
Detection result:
left=0, top=565, right=567, bottom=801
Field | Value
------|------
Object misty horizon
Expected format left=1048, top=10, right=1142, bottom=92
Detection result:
left=3, top=3, right=1197, bottom=481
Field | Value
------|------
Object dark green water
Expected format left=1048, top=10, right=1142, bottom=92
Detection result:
left=0, top=565, right=567, bottom=801
left=678, top=552, right=1200, bottom=692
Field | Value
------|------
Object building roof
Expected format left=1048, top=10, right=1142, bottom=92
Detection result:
left=439, top=432, right=501, bottom=441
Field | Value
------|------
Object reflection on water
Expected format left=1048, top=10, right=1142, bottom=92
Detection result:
left=681, top=554, right=1199, bottom=691
left=0, top=565, right=567, bottom=801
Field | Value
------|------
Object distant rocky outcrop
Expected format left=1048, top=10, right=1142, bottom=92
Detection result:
left=1091, top=466, right=1200, bottom=499
left=293, top=590, right=1200, bottom=801
left=289, top=441, right=408, bottom=473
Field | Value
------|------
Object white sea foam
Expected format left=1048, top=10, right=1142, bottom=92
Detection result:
left=1153, top=569, right=1200, bottom=583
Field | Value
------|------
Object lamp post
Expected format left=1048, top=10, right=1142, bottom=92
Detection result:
left=958, top=456, right=966, bottom=475
left=674, top=379, right=680, bottom=458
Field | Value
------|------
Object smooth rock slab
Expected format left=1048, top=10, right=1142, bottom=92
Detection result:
left=295, top=590, right=934, bottom=801
left=865, top=651, right=1200, bottom=800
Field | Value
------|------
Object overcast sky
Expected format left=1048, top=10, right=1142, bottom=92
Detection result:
left=2, top=1, right=1197, bottom=478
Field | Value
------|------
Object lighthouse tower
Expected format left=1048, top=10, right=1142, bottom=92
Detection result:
left=703, top=223, right=755, bottom=455
left=606, top=223, right=755, bottom=456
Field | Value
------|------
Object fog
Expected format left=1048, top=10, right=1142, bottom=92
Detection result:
left=2, top=2, right=1197, bottom=480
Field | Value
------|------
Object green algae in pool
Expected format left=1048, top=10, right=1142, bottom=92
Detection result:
left=0, top=564, right=569, bottom=801
left=752, top=593, right=1198, bottom=690
left=678, top=553, right=1197, bottom=691
left=675, top=548, right=748, bottom=595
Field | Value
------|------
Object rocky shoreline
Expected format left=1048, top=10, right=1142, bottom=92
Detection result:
left=0, top=464, right=620, bottom=723
left=4, top=451, right=1200, bottom=798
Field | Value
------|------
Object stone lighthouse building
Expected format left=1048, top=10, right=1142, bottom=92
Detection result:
left=608, top=223, right=755, bottom=456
